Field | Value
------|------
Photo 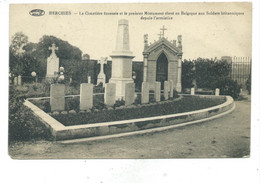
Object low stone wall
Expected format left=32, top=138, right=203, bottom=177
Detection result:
left=24, top=95, right=235, bottom=141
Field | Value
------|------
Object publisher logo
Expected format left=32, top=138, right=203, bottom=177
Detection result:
left=29, top=9, right=45, bottom=16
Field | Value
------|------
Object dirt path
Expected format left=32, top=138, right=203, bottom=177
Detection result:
left=9, top=99, right=250, bottom=159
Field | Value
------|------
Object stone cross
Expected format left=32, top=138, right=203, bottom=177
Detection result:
left=97, top=57, right=107, bottom=85
left=160, top=25, right=167, bottom=37
left=98, top=57, right=107, bottom=73
left=49, top=43, right=58, bottom=56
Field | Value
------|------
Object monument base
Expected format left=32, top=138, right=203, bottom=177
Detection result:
left=109, top=77, right=133, bottom=100
left=97, top=73, right=106, bottom=86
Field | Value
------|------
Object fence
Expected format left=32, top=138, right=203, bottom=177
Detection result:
left=231, top=56, right=251, bottom=87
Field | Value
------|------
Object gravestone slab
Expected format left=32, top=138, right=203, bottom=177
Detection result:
left=141, top=82, right=149, bottom=104
left=125, top=83, right=135, bottom=106
left=169, top=80, right=174, bottom=98
left=105, top=83, right=116, bottom=106
left=80, top=83, right=93, bottom=110
left=155, top=82, right=161, bottom=102
left=191, top=88, right=195, bottom=95
left=18, top=75, right=22, bottom=86
left=50, top=84, right=65, bottom=112
left=13, top=77, right=18, bottom=86
left=164, top=81, right=169, bottom=100
left=215, top=88, right=220, bottom=96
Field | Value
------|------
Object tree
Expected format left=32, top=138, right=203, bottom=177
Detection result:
left=10, top=32, right=28, bottom=57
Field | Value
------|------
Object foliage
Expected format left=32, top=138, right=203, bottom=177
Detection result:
left=246, top=74, right=251, bottom=94
left=9, top=86, right=51, bottom=142
left=182, top=59, right=196, bottom=89
left=113, top=99, right=125, bottom=109
left=215, top=78, right=242, bottom=99
left=65, top=97, right=80, bottom=113
left=53, top=96, right=226, bottom=126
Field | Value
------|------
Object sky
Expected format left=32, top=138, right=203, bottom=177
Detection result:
left=10, top=3, right=252, bottom=61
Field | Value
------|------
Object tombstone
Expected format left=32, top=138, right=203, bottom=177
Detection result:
left=88, top=76, right=91, bottom=83
left=169, top=80, right=174, bottom=98
left=97, top=57, right=107, bottom=85
left=18, top=75, right=22, bottom=86
left=164, top=81, right=169, bottom=100
left=50, top=84, right=65, bottom=112
left=46, top=43, right=59, bottom=79
left=13, top=77, right=18, bottom=86
left=125, top=83, right=135, bottom=106
left=105, top=83, right=116, bottom=106
left=141, top=82, right=149, bottom=104
left=215, top=88, right=220, bottom=96
left=155, top=81, right=161, bottom=102
left=80, top=83, right=93, bottom=111
left=191, top=87, right=195, bottom=95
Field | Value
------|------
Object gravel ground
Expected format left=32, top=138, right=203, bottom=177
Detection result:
left=9, top=98, right=250, bottom=159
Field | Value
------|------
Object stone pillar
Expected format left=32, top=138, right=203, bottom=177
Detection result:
left=215, top=88, right=220, bottom=96
left=88, top=76, right=91, bottom=83
left=141, top=82, right=149, bottom=104
left=155, top=82, right=161, bottom=102
left=164, top=81, right=169, bottom=100
left=18, top=75, right=22, bottom=86
left=80, top=83, right=93, bottom=111
left=109, top=19, right=135, bottom=100
left=97, top=57, right=107, bottom=85
left=50, top=84, right=65, bottom=112
left=105, top=83, right=116, bottom=106
left=176, top=55, right=182, bottom=92
left=143, top=54, right=148, bottom=82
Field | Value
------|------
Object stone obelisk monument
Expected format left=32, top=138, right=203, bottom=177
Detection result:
left=109, top=19, right=135, bottom=99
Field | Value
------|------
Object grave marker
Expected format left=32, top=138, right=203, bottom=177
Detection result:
left=80, top=83, right=93, bottom=110
left=191, top=88, right=195, bottom=95
left=105, top=83, right=116, bottom=106
left=215, top=88, right=220, bottom=96
left=155, top=82, right=161, bottom=102
left=14, top=77, right=18, bottom=86
left=141, top=82, right=149, bottom=104
left=125, top=83, right=135, bottom=106
left=164, top=81, right=169, bottom=100
left=169, top=80, right=174, bottom=98
left=18, top=75, right=22, bottom=86
left=50, top=84, right=65, bottom=112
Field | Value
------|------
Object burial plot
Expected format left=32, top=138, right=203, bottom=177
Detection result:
left=105, top=83, right=116, bottom=106
left=164, top=81, right=169, bottom=100
left=80, top=83, right=93, bottom=111
left=125, top=83, right=135, bottom=106
left=141, top=82, right=149, bottom=104
left=50, top=84, right=65, bottom=112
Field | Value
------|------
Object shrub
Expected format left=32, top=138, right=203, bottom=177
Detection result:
left=215, top=78, right=241, bottom=99
left=113, top=99, right=125, bottom=109
left=65, top=97, right=80, bottom=113
left=246, top=74, right=251, bottom=94
left=9, top=86, right=51, bottom=142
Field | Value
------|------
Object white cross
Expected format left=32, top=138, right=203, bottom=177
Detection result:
left=49, top=43, right=58, bottom=55
left=98, top=57, right=107, bottom=74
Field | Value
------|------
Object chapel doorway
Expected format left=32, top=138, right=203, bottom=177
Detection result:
left=156, top=53, right=168, bottom=89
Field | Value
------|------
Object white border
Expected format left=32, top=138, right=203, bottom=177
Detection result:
left=1, top=1, right=259, bottom=183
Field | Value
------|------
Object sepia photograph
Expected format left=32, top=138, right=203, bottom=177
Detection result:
left=8, top=2, right=252, bottom=160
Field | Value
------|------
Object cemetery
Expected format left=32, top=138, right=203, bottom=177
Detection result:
left=9, top=19, right=243, bottom=142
